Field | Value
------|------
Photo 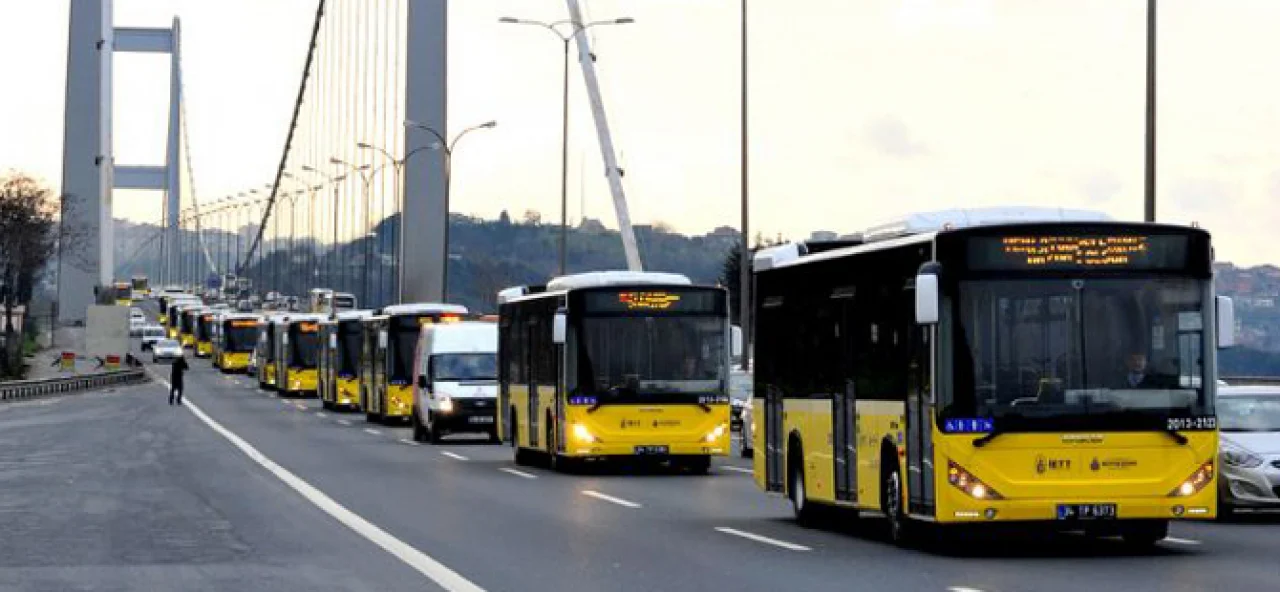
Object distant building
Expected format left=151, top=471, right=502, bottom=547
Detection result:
left=578, top=217, right=607, bottom=234
left=808, top=231, right=838, bottom=242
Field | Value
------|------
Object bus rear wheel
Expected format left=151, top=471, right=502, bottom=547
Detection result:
left=789, top=447, right=821, bottom=526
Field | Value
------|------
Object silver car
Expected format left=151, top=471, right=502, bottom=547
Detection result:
left=151, top=339, right=185, bottom=364
left=1218, top=385, right=1280, bottom=516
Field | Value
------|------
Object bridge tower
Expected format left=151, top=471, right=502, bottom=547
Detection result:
left=59, top=0, right=183, bottom=323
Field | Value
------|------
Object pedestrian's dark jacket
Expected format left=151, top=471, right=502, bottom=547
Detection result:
left=170, top=357, right=189, bottom=387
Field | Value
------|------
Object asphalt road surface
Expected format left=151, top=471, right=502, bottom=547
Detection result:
left=5, top=319, right=1279, bottom=590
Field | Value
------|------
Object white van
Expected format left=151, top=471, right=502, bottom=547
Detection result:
left=410, top=321, right=499, bottom=444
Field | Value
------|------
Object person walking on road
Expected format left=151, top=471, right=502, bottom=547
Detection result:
left=169, top=355, right=189, bottom=406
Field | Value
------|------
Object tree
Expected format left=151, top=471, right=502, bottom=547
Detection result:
left=0, top=173, right=59, bottom=377
left=498, top=209, right=511, bottom=225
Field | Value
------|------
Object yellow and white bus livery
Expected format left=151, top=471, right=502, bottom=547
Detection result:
left=750, top=207, right=1234, bottom=547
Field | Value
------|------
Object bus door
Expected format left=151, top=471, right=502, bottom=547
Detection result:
left=833, top=288, right=858, bottom=503
left=906, top=287, right=934, bottom=515
left=764, top=382, right=785, bottom=492
left=525, top=314, right=540, bottom=448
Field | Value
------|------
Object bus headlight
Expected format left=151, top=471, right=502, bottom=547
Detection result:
left=572, top=423, right=596, bottom=443
left=1169, top=459, right=1215, bottom=497
left=438, top=397, right=454, bottom=413
left=947, top=460, right=1003, bottom=500
left=705, top=423, right=728, bottom=443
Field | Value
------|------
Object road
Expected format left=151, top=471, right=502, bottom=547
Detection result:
left=4, top=332, right=1279, bottom=590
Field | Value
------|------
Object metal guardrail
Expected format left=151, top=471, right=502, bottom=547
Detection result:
left=0, top=369, right=148, bottom=402
left=1221, top=376, right=1280, bottom=386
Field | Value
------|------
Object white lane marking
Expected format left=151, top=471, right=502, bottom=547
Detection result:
left=715, top=527, right=811, bottom=551
left=337, top=419, right=352, bottom=426
left=398, top=439, right=421, bottom=446
left=947, top=587, right=985, bottom=592
left=720, top=466, right=753, bottom=475
left=1164, top=537, right=1201, bottom=546
left=292, top=403, right=307, bottom=411
left=499, top=468, right=537, bottom=479
left=440, top=451, right=469, bottom=461
left=364, top=428, right=383, bottom=436
left=316, top=412, right=328, bottom=418
left=581, top=490, right=642, bottom=508
left=146, top=372, right=483, bottom=591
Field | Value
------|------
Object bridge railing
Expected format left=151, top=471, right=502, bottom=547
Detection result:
left=0, top=369, right=148, bottom=402
left=1221, top=376, right=1280, bottom=386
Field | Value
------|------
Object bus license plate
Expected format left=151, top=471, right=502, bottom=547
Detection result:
left=468, top=416, right=494, bottom=424
left=634, top=445, right=669, bottom=455
left=1057, top=503, right=1117, bottom=520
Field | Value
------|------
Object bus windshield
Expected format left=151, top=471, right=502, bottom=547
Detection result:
left=224, top=325, right=258, bottom=353
left=947, top=277, right=1210, bottom=431
left=338, top=323, right=362, bottom=377
left=391, top=324, right=420, bottom=384
left=431, top=353, right=497, bottom=382
left=290, top=329, right=320, bottom=368
left=574, top=315, right=727, bottom=403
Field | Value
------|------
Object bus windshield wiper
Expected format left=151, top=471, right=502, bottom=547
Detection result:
left=1162, top=428, right=1189, bottom=445
left=971, top=429, right=1004, bottom=448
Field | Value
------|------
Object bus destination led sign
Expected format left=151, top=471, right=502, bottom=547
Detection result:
left=618, top=291, right=682, bottom=310
left=966, top=233, right=1192, bottom=272
left=1001, top=235, right=1147, bottom=267
left=297, top=322, right=320, bottom=332
left=229, top=320, right=258, bottom=328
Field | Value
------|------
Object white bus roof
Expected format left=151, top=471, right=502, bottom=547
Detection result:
left=755, top=206, right=1118, bottom=272
left=546, top=271, right=691, bottom=292
left=220, top=313, right=262, bottom=322
left=335, top=310, right=375, bottom=321
left=380, top=303, right=469, bottom=316
left=284, top=313, right=328, bottom=324
left=862, top=206, right=1112, bottom=242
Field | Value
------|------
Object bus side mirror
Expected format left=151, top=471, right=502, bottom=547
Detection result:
left=1216, top=295, right=1236, bottom=349
left=915, top=272, right=940, bottom=325
left=329, top=334, right=337, bottom=349
left=553, top=311, right=567, bottom=345
left=378, top=330, right=388, bottom=349
left=731, top=325, right=744, bottom=358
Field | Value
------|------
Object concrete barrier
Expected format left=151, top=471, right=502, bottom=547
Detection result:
left=0, top=369, right=147, bottom=402
left=1221, top=376, right=1280, bottom=386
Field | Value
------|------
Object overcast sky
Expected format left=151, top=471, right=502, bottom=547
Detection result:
left=2, top=0, right=1277, bottom=265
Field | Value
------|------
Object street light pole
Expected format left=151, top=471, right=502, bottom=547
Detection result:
left=331, top=158, right=374, bottom=305
left=403, top=120, right=497, bottom=300
left=1144, top=0, right=1156, bottom=223
left=739, top=0, right=752, bottom=370
left=498, top=16, right=633, bottom=277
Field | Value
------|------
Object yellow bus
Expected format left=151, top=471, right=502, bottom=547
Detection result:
left=165, top=303, right=186, bottom=339
left=319, top=310, right=372, bottom=410
left=214, top=313, right=261, bottom=373
left=113, top=281, right=132, bottom=306
left=273, top=314, right=326, bottom=396
left=194, top=311, right=216, bottom=358
left=750, top=208, right=1233, bottom=547
left=360, top=303, right=468, bottom=424
left=256, top=315, right=287, bottom=390
left=498, top=272, right=738, bottom=474
left=131, top=275, right=150, bottom=299
left=179, top=306, right=205, bottom=349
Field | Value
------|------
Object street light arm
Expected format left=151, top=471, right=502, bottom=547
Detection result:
left=449, top=121, right=498, bottom=153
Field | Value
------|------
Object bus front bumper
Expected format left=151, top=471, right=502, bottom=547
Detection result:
left=222, top=353, right=250, bottom=372
left=936, top=493, right=1216, bottom=523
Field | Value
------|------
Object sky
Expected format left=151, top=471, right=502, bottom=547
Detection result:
left=1, top=0, right=1278, bottom=265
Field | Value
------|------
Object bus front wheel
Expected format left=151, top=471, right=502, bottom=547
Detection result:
left=883, top=459, right=912, bottom=546
left=788, top=444, right=821, bottom=526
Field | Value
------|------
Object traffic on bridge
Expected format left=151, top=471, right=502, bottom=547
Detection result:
left=4, top=0, right=1280, bottom=591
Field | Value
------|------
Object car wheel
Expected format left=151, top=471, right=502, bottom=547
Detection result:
left=411, top=409, right=428, bottom=442
left=426, top=411, right=443, bottom=444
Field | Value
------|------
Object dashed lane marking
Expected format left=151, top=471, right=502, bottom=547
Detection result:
left=499, top=468, right=537, bottom=479
left=145, top=370, right=483, bottom=591
left=720, top=466, right=753, bottom=475
left=364, top=428, right=382, bottom=436
left=581, top=490, right=641, bottom=508
left=715, top=527, right=811, bottom=551
left=398, top=439, right=421, bottom=446
left=441, top=451, right=469, bottom=461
